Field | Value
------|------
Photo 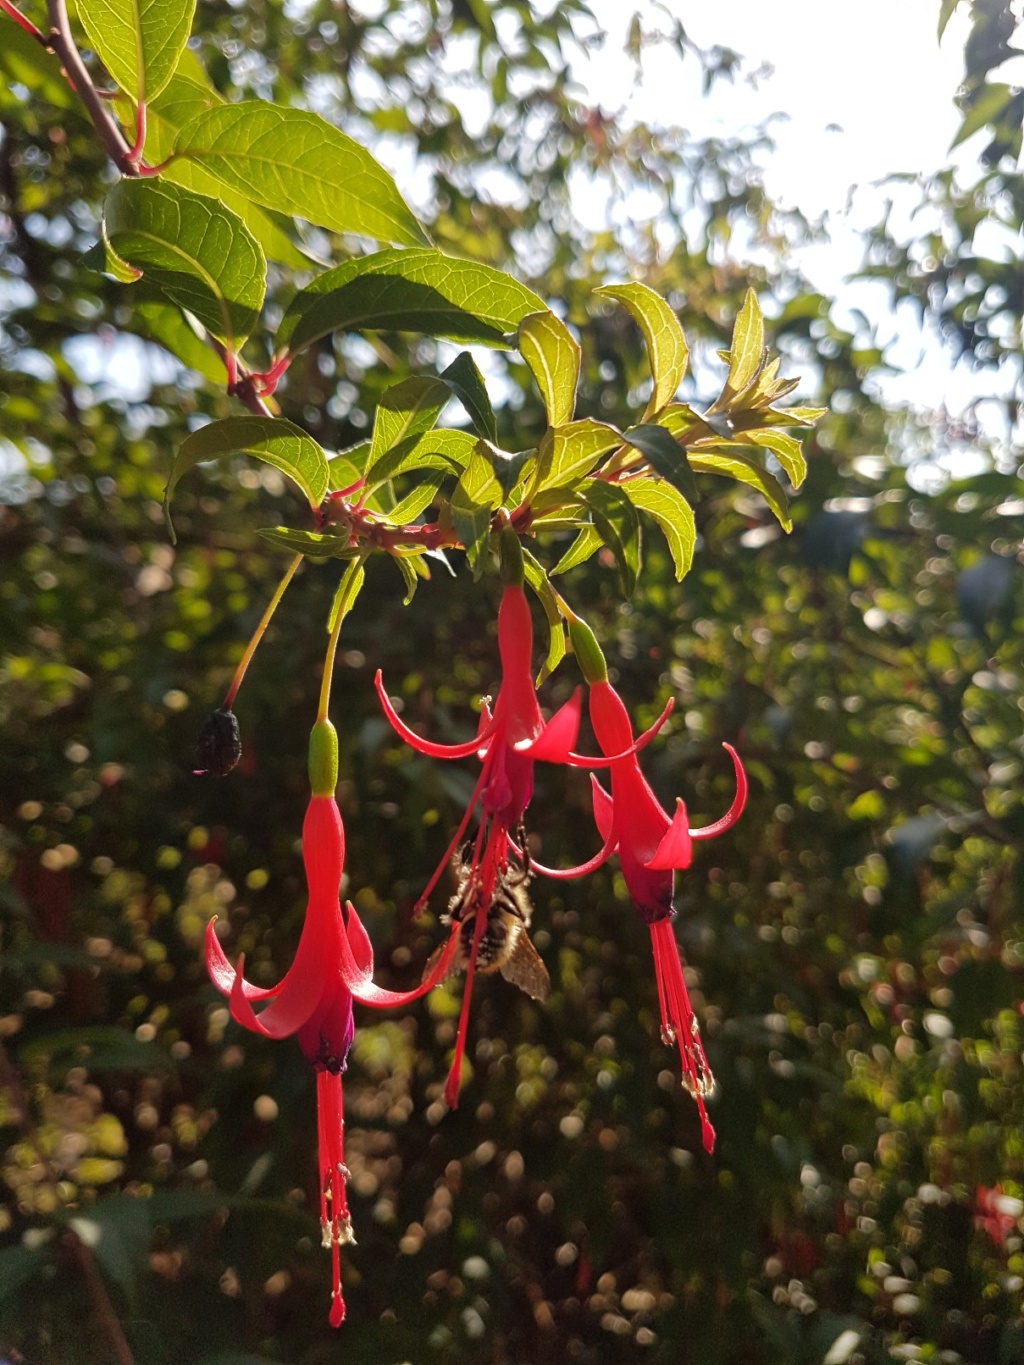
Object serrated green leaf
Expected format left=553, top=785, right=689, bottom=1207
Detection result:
left=440, top=351, right=498, bottom=443
left=277, top=248, right=545, bottom=357
left=621, top=478, right=695, bottom=581
left=114, top=60, right=307, bottom=268
left=735, top=428, right=808, bottom=488
left=621, top=422, right=699, bottom=503
left=369, top=376, right=450, bottom=469
left=551, top=524, right=603, bottom=577
left=77, top=0, right=196, bottom=103
left=386, top=473, right=445, bottom=523
left=364, top=429, right=475, bottom=491
left=531, top=419, right=622, bottom=495
left=709, top=288, right=765, bottom=414
left=481, top=443, right=533, bottom=500
left=166, top=417, right=328, bottom=539
left=327, top=441, right=372, bottom=491
left=255, top=527, right=357, bottom=558
left=394, top=553, right=420, bottom=604
left=104, top=179, right=265, bottom=352
left=327, top=556, right=366, bottom=633
left=688, top=444, right=791, bottom=530
left=518, top=309, right=580, bottom=427
left=450, top=444, right=502, bottom=573
left=522, top=547, right=566, bottom=682
left=174, top=103, right=428, bottom=248
left=581, top=481, right=641, bottom=596
left=595, top=282, right=688, bottom=416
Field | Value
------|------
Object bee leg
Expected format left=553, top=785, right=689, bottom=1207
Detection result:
left=514, top=820, right=531, bottom=872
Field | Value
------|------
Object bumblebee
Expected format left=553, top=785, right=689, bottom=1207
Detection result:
left=422, top=850, right=551, bottom=1002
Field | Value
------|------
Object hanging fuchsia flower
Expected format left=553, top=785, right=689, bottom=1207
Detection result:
left=535, top=621, right=747, bottom=1153
left=375, top=532, right=587, bottom=1108
left=204, top=720, right=453, bottom=1326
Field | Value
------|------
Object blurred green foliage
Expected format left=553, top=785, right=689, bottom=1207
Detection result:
left=1, top=2, right=1023, bottom=1363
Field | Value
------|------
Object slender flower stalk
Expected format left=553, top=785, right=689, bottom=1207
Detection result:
left=223, top=553, right=302, bottom=710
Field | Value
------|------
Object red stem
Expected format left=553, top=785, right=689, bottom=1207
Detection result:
left=0, top=0, right=46, bottom=43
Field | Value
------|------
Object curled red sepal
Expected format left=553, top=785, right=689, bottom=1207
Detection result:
left=646, top=798, right=693, bottom=871
left=338, top=902, right=459, bottom=1006
left=524, top=688, right=582, bottom=762
left=204, top=917, right=277, bottom=1002
left=374, top=669, right=500, bottom=760
left=689, top=743, right=747, bottom=841
left=228, top=952, right=318, bottom=1039
left=563, top=698, right=675, bottom=769
left=519, top=792, right=619, bottom=880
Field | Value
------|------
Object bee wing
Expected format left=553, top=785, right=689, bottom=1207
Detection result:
left=421, top=940, right=464, bottom=986
left=499, top=929, right=551, bottom=1002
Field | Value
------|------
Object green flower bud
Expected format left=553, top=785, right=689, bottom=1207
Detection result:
left=568, top=618, right=608, bottom=684
left=498, top=527, right=525, bottom=587
left=308, top=719, right=339, bottom=796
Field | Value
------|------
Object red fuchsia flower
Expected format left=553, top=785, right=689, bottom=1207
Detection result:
left=204, top=720, right=454, bottom=1326
left=375, top=532, right=593, bottom=1108
left=533, top=620, right=747, bottom=1153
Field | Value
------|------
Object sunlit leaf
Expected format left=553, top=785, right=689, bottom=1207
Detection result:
left=736, top=428, right=808, bottom=488
left=531, top=419, right=622, bottom=494
left=440, top=351, right=498, bottom=443
left=255, top=527, right=358, bottom=558
left=166, top=416, right=329, bottom=539
left=522, top=546, right=567, bottom=682
left=551, top=524, right=602, bottom=576
left=709, top=287, right=765, bottom=414
left=450, top=443, right=502, bottom=573
left=77, top=0, right=196, bottom=103
left=517, top=309, right=580, bottom=428
left=688, top=444, right=791, bottom=529
left=174, top=103, right=429, bottom=248
left=277, top=248, right=545, bottom=357
left=622, top=478, right=696, bottom=580
left=595, top=281, right=688, bottom=416
left=369, top=377, right=451, bottom=470
left=104, top=179, right=266, bottom=352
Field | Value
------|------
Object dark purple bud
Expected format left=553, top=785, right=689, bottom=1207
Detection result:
left=194, top=708, right=241, bottom=777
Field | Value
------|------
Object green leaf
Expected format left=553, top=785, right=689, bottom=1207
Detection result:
left=709, top=288, right=765, bottom=414
left=77, top=0, right=196, bottom=103
left=518, top=309, right=580, bottom=428
left=255, top=527, right=357, bottom=559
left=621, top=423, right=699, bottom=503
left=951, top=82, right=1014, bottom=149
left=450, top=444, right=502, bottom=574
left=327, top=441, right=372, bottom=491
left=481, top=443, right=533, bottom=500
left=394, top=553, right=420, bottom=604
left=736, top=428, right=808, bottom=488
left=115, top=59, right=308, bottom=269
left=174, top=103, right=430, bottom=248
left=0, top=1244, right=48, bottom=1306
left=104, top=179, right=266, bottom=352
left=68, top=1195, right=151, bottom=1304
left=364, top=429, right=475, bottom=491
left=621, top=478, right=695, bottom=581
left=20, top=1026, right=172, bottom=1073
left=132, top=299, right=228, bottom=384
left=369, top=377, right=450, bottom=470
left=166, top=417, right=328, bottom=539
left=581, top=481, right=641, bottom=596
left=938, top=0, right=959, bottom=39
left=551, top=524, right=603, bottom=577
left=532, top=419, right=622, bottom=494
left=327, top=556, right=366, bottom=633
left=688, top=444, right=791, bottom=529
left=440, top=351, right=498, bottom=443
left=277, top=248, right=545, bottom=358
left=522, top=547, right=566, bottom=682
left=387, top=474, right=444, bottom=523
left=595, top=282, right=688, bottom=416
